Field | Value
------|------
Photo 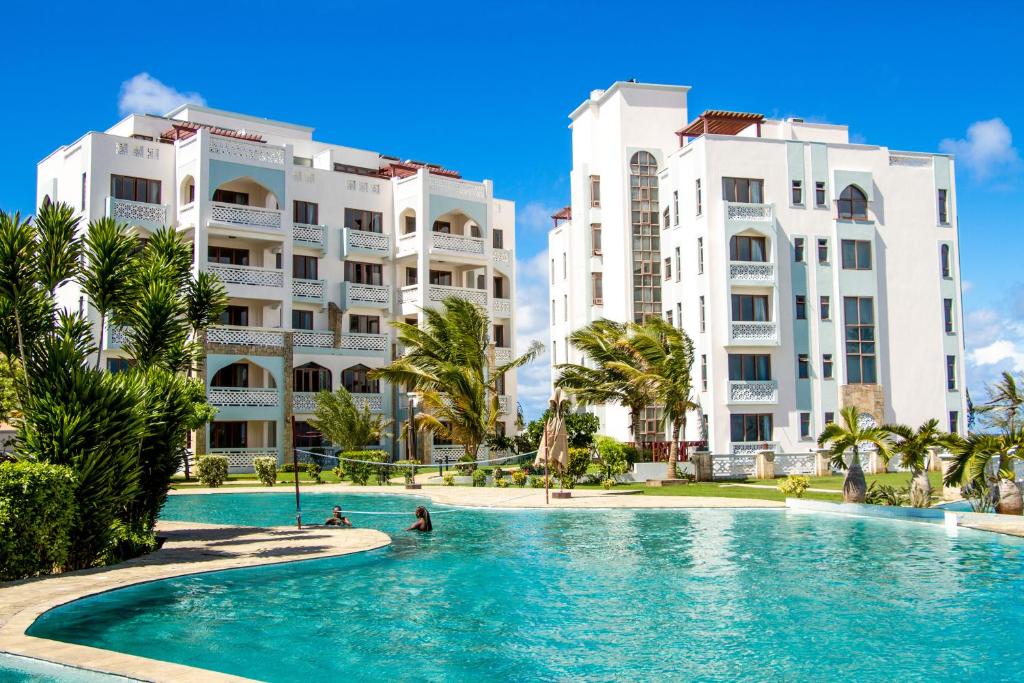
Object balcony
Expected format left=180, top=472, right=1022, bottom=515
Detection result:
left=493, top=346, right=513, bottom=364
left=727, top=380, right=779, bottom=404
left=293, top=392, right=319, bottom=414
left=207, top=136, right=285, bottom=167
left=209, top=447, right=279, bottom=469
left=107, top=197, right=167, bottom=232
left=293, top=330, right=335, bottom=349
left=431, top=232, right=485, bottom=256
left=728, top=261, right=775, bottom=285
left=208, top=263, right=284, bottom=288
left=206, top=326, right=285, bottom=348
left=730, top=441, right=779, bottom=455
left=293, top=278, right=326, bottom=305
left=428, top=284, right=487, bottom=307
left=106, top=326, right=127, bottom=350
left=491, top=297, right=512, bottom=318
left=293, top=223, right=326, bottom=251
left=341, top=282, right=392, bottom=310
left=350, top=393, right=385, bottom=412
left=498, top=395, right=510, bottom=413
left=492, top=248, right=513, bottom=268
left=427, top=175, right=487, bottom=201
left=338, top=332, right=389, bottom=354
left=209, top=202, right=283, bottom=234
left=343, top=228, right=390, bottom=257
left=729, top=321, right=779, bottom=345
left=208, top=387, right=279, bottom=408
left=725, top=202, right=773, bottom=223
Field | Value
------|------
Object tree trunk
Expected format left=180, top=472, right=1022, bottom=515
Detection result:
left=910, top=468, right=932, bottom=508
left=667, top=420, right=680, bottom=480
left=13, top=306, right=30, bottom=402
left=843, top=448, right=867, bottom=503
left=95, top=314, right=106, bottom=371
left=996, top=479, right=1023, bottom=515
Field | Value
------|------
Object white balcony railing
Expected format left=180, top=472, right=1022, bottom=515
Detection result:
left=178, top=202, right=196, bottom=226
left=493, top=346, right=513, bottom=364
left=208, top=136, right=285, bottom=166
left=293, top=278, right=325, bottom=302
left=108, top=197, right=167, bottom=227
left=427, top=175, right=487, bottom=200
left=293, top=223, right=326, bottom=248
left=726, top=202, right=773, bottom=222
left=343, top=282, right=391, bottom=308
left=350, top=393, right=384, bottom=412
left=729, top=321, right=779, bottom=344
left=730, top=441, right=779, bottom=455
left=209, top=447, right=279, bottom=469
left=492, top=248, right=513, bottom=266
left=206, top=326, right=285, bottom=348
left=209, top=202, right=283, bottom=232
left=345, top=228, right=390, bottom=254
left=208, top=387, right=279, bottom=407
left=293, top=392, right=318, bottom=413
left=498, top=395, right=509, bottom=412
left=431, top=232, right=485, bottom=255
left=728, top=380, right=779, bottom=404
left=293, top=330, right=335, bottom=348
left=208, top=263, right=284, bottom=288
left=492, top=297, right=512, bottom=317
left=107, top=326, right=127, bottom=349
left=339, top=333, right=389, bottom=353
left=728, top=261, right=775, bottom=283
left=427, top=284, right=487, bottom=307
left=397, top=232, right=418, bottom=253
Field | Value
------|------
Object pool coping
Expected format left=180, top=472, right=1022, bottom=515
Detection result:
left=0, top=521, right=391, bottom=682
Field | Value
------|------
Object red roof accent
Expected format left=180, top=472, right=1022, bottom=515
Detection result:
left=551, top=206, right=572, bottom=227
left=379, top=160, right=462, bottom=179
left=677, top=110, right=765, bottom=142
left=160, top=121, right=266, bottom=143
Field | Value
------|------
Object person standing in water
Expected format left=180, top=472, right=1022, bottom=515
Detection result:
left=407, top=506, right=432, bottom=532
left=325, top=505, right=353, bottom=527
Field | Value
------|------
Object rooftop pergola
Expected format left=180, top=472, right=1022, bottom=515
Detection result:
left=160, top=121, right=266, bottom=143
left=551, top=206, right=572, bottom=227
left=676, top=110, right=765, bottom=145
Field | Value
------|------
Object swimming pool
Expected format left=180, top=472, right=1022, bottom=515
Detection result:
left=0, top=653, right=127, bottom=682
left=28, top=493, right=1024, bottom=682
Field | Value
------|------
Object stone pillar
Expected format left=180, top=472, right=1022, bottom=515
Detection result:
left=755, top=450, right=775, bottom=480
left=940, top=454, right=960, bottom=501
left=814, top=449, right=831, bottom=477
left=692, top=451, right=712, bottom=482
left=327, top=302, right=343, bottom=347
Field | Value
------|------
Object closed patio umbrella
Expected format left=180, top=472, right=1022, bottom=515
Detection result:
left=535, top=389, right=569, bottom=502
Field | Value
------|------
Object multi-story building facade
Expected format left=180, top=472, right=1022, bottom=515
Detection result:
left=550, top=81, right=966, bottom=455
left=38, top=105, right=517, bottom=469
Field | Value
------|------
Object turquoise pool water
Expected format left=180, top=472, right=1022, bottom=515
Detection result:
left=29, top=493, right=1024, bottom=682
left=0, top=653, right=127, bottom=682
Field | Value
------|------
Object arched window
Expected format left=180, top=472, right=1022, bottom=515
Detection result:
left=837, top=185, right=868, bottom=221
left=940, top=244, right=951, bottom=278
left=211, top=363, right=249, bottom=388
left=629, top=151, right=661, bottom=323
left=294, top=362, right=331, bottom=393
left=342, top=364, right=379, bottom=394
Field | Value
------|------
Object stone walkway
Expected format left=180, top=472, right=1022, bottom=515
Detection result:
left=0, top=521, right=389, bottom=682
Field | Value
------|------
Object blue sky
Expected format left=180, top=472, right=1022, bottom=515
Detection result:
left=1, top=0, right=1020, bottom=420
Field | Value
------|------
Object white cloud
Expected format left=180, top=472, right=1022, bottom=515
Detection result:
left=514, top=249, right=552, bottom=421
left=939, top=118, right=1019, bottom=180
left=969, top=339, right=1024, bottom=371
left=516, top=201, right=559, bottom=234
left=118, top=73, right=206, bottom=116
left=964, top=297, right=1024, bottom=405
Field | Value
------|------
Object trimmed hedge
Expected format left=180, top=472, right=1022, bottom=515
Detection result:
left=0, top=461, right=77, bottom=581
left=196, top=455, right=228, bottom=488
left=253, top=457, right=277, bottom=487
left=341, top=451, right=388, bottom=486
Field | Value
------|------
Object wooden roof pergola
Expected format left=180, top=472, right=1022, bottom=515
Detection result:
left=551, top=206, right=572, bottom=227
left=676, top=110, right=765, bottom=145
left=160, top=121, right=266, bottom=143
left=379, top=160, right=462, bottom=179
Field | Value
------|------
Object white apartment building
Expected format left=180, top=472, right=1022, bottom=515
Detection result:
left=550, top=81, right=966, bottom=455
left=38, top=105, right=517, bottom=469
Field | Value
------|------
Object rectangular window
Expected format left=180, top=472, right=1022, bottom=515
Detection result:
left=106, top=358, right=133, bottom=374
left=799, top=413, right=811, bottom=439
left=730, top=235, right=767, bottom=262
left=210, top=422, right=247, bottom=449
left=551, top=259, right=555, bottom=284
left=795, top=295, right=807, bottom=320
left=292, top=309, right=314, bottom=330
left=219, top=305, right=249, bottom=327
left=841, top=239, right=872, bottom=270
left=293, top=255, right=318, bottom=280
left=350, top=314, right=381, bottom=334
left=940, top=245, right=951, bottom=278
left=676, top=303, right=682, bottom=328
left=428, top=270, right=452, bottom=286
left=815, top=181, right=826, bottom=207
left=946, top=355, right=957, bottom=390
left=701, top=354, right=708, bottom=391
left=797, top=353, right=810, bottom=379
left=591, top=224, right=602, bottom=254
left=562, top=253, right=567, bottom=279
left=81, top=172, right=87, bottom=211
left=794, top=237, right=805, bottom=263
left=699, top=296, right=706, bottom=332
left=730, top=413, right=773, bottom=443
left=592, top=273, right=603, bottom=304
left=697, top=237, right=704, bottom=273
left=731, top=294, right=770, bottom=322
left=493, top=324, right=507, bottom=348
left=344, top=208, right=383, bottom=233
left=674, top=247, right=681, bottom=281
left=673, top=190, right=679, bottom=225
left=212, top=188, right=248, bottom=205
left=949, top=410, right=959, bottom=435
left=405, top=267, right=418, bottom=286
left=293, top=200, right=318, bottom=225
left=695, top=179, right=702, bottom=215
left=825, top=411, right=835, bottom=426
left=663, top=207, right=670, bottom=230
left=590, top=175, right=601, bottom=207
left=493, top=276, right=507, bottom=299
left=728, top=354, right=772, bottom=381
left=820, top=296, right=831, bottom=320
left=844, top=296, right=877, bottom=384
left=943, top=298, right=954, bottom=333
left=722, top=177, right=765, bottom=203
left=552, top=340, right=557, bottom=365
left=817, top=238, right=829, bottom=264
left=551, top=300, right=555, bottom=325
left=207, top=246, right=249, bottom=266
left=823, top=353, right=834, bottom=379
left=664, top=257, right=672, bottom=281
left=111, top=174, right=161, bottom=204
left=564, top=294, right=568, bottom=321
left=666, top=310, right=673, bottom=327
left=938, top=189, right=949, bottom=224
left=404, top=215, right=416, bottom=234
left=792, top=180, right=803, bottom=205
left=492, top=229, right=504, bottom=249
left=344, top=261, right=382, bottom=285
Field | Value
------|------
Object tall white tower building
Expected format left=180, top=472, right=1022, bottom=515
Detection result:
left=38, top=105, right=517, bottom=469
left=549, top=81, right=966, bottom=456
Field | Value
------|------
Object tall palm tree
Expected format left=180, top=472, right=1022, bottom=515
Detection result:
left=977, top=371, right=1024, bottom=433
left=817, top=406, right=893, bottom=503
left=944, top=430, right=1024, bottom=515
left=882, top=419, right=959, bottom=508
left=371, top=297, right=541, bottom=462
left=0, top=211, right=40, bottom=399
left=555, top=319, right=655, bottom=446
left=34, top=200, right=82, bottom=296
left=186, top=271, right=228, bottom=341
left=78, top=218, right=138, bottom=369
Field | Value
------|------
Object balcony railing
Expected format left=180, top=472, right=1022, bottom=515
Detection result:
left=293, top=223, right=326, bottom=250
left=106, top=326, right=127, bottom=349
left=728, top=261, right=775, bottom=284
left=730, top=441, right=779, bottom=455
left=493, top=346, right=513, bottom=364
left=350, top=393, right=384, bottom=412
left=728, top=380, right=779, bottom=404
left=427, top=284, right=488, bottom=307
left=207, top=136, right=285, bottom=166
left=729, top=321, right=779, bottom=345
left=293, top=392, right=318, bottom=413
left=492, top=297, right=512, bottom=317
left=107, top=197, right=167, bottom=230
left=492, top=248, right=513, bottom=266
left=344, top=228, right=390, bottom=255
left=209, top=447, right=279, bottom=469
left=396, top=232, right=418, bottom=253
left=341, top=282, right=391, bottom=309
left=431, top=232, right=486, bottom=255
left=293, top=330, right=335, bottom=348
left=725, top=202, right=773, bottom=223
left=208, top=387, right=279, bottom=407
left=498, top=395, right=509, bottom=413
left=339, top=332, right=389, bottom=353
left=208, top=262, right=284, bottom=288
left=293, top=278, right=325, bottom=303
left=427, top=175, right=487, bottom=200
left=206, top=326, right=285, bottom=348
left=209, top=202, right=283, bottom=232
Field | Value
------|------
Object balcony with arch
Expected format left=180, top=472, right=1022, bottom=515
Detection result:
left=727, top=231, right=776, bottom=286
left=428, top=209, right=487, bottom=259
left=207, top=176, right=285, bottom=237
left=207, top=358, right=281, bottom=411
left=292, top=362, right=332, bottom=414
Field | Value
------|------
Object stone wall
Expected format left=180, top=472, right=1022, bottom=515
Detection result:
left=840, top=383, right=885, bottom=423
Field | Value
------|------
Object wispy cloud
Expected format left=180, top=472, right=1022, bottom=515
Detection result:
left=964, top=288, right=1024, bottom=403
left=940, top=118, right=1019, bottom=181
left=118, top=73, right=206, bottom=117
left=514, top=249, right=552, bottom=421
left=516, top=201, right=559, bottom=234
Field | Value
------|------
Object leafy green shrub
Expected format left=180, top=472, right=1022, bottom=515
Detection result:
left=0, top=461, right=76, bottom=581
left=601, top=478, right=615, bottom=490
left=496, top=478, right=509, bottom=488
left=253, top=457, right=277, bottom=487
left=595, top=436, right=630, bottom=482
left=559, top=448, right=592, bottom=489
left=197, top=455, right=228, bottom=487
left=865, top=482, right=910, bottom=506
left=472, top=469, right=487, bottom=487
left=530, top=475, right=552, bottom=488
left=511, top=470, right=528, bottom=487
left=777, top=475, right=810, bottom=498
left=306, top=461, right=322, bottom=484
left=456, top=452, right=476, bottom=474
left=341, top=451, right=387, bottom=485
left=102, top=519, right=157, bottom=566
left=396, top=459, right=418, bottom=485
left=442, top=472, right=455, bottom=486
left=621, top=444, right=640, bottom=465
left=492, top=467, right=506, bottom=482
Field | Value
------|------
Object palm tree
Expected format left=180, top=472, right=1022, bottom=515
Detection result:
left=311, top=388, right=392, bottom=453
left=0, top=211, right=40, bottom=400
left=555, top=319, right=655, bottom=447
left=882, top=419, right=959, bottom=508
left=370, top=297, right=541, bottom=462
left=78, top=218, right=138, bottom=369
left=977, top=371, right=1024, bottom=433
left=34, top=200, right=82, bottom=296
left=186, top=272, right=228, bottom=342
left=944, top=430, right=1024, bottom=515
left=817, top=406, right=893, bottom=503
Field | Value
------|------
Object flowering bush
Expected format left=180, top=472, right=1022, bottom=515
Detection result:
left=777, top=475, right=810, bottom=498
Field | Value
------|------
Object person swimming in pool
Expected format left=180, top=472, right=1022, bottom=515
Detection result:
left=406, top=506, right=432, bottom=532
left=325, top=505, right=353, bottom=527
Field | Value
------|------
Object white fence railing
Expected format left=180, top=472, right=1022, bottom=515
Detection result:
left=293, top=223, right=326, bottom=246
left=293, top=392, right=318, bottom=413
left=427, top=284, right=488, bottom=307
left=208, top=448, right=279, bottom=470
left=492, top=248, right=512, bottom=265
left=351, top=393, right=384, bottom=412
left=339, top=333, right=389, bottom=353
left=293, top=278, right=325, bottom=302
left=206, top=326, right=285, bottom=347
left=728, top=380, right=778, bottom=403
left=431, top=232, right=485, bottom=255
left=493, top=346, right=513, bottom=364
left=346, top=228, right=390, bottom=253
left=729, top=321, right=778, bottom=344
left=208, top=387, right=278, bottom=407
left=725, top=202, right=773, bottom=222
left=208, top=262, right=283, bottom=288
left=209, top=202, right=283, bottom=232
left=208, top=137, right=285, bottom=166
left=108, top=197, right=167, bottom=227
left=492, top=297, right=512, bottom=317
left=344, top=283, right=391, bottom=307
left=293, top=330, right=335, bottom=348
left=728, top=261, right=775, bottom=283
